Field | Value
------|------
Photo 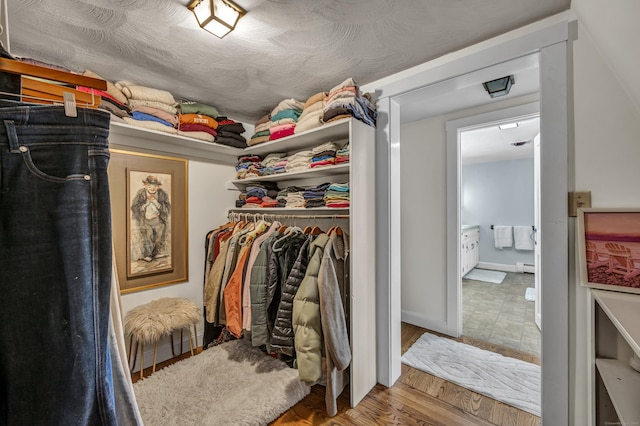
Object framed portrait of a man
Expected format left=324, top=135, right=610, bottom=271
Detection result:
left=109, top=150, right=188, bottom=293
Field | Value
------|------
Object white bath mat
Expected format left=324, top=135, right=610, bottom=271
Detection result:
left=464, top=268, right=506, bottom=284
left=402, top=332, right=541, bottom=416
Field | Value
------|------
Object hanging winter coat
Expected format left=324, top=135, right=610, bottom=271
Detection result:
left=270, top=236, right=312, bottom=355
left=293, top=233, right=329, bottom=384
left=318, top=231, right=351, bottom=416
left=250, top=232, right=280, bottom=347
left=266, top=231, right=307, bottom=350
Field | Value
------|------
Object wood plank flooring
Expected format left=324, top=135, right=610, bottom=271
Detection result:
left=272, top=323, right=540, bottom=425
left=131, top=323, right=540, bottom=425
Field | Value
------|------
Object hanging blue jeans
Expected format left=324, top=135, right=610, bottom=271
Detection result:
left=0, top=102, right=117, bottom=425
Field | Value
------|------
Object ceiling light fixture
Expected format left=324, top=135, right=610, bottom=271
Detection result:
left=499, top=122, right=519, bottom=130
left=482, top=75, right=515, bottom=98
left=188, top=0, right=246, bottom=39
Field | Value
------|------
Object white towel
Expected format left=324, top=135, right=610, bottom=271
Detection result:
left=514, top=226, right=535, bottom=250
left=493, top=226, right=513, bottom=249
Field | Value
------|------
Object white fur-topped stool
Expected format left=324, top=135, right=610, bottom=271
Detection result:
left=124, top=297, right=200, bottom=379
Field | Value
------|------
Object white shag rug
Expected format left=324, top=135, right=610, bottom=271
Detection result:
left=464, top=268, right=506, bottom=284
left=402, top=332, right=540, bottom=417
left=133, top=339, right=310, bottom=425
left=525, top=287, right=536, bottom=301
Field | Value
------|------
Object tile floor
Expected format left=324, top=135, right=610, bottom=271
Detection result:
left=462, top=270, right=541, bottom=356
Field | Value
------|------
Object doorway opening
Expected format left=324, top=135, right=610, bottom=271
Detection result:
left=457, top=111, right=541, bottom=359
left=373, top=21, right=570, bottom=424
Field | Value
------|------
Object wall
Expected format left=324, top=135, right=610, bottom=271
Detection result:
left=399, top=93, right=538, bottom=332
left=111, top=135, right=237, bottom=369
left=570, top=19, right=640, bottom=426
left=462, top=158, right=535, bottom=267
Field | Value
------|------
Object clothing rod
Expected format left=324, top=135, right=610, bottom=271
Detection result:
left=227, top=212, right=349, bottom=220
left=490, top=225, right=535, bottom=230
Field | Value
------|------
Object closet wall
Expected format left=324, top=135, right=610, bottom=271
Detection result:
left=110, top=128, right=237, bottom=368
left=399, top=93, right=539, bottom=332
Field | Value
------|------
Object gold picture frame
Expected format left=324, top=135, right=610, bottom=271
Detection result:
left=577, top=207, right=640, bottom=295
left=109, top=149, right=188, bottom=293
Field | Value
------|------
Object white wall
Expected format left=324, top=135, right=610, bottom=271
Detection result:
left=399, top=93, right=538, bottom=332
left=463, top=158, right=535, bottom=267
left=110, top=136, right=237, bottom=369
left=571, top=0, right=640, bottom=114
left=570, top=19, right=640, bottom=426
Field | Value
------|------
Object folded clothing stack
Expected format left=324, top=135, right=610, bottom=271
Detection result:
left=303, top=182, right=330, bottom=208
left=285, top=191, right=305, bottom=208
left=261, top=153, right=286, bottom=176
left=272, top=157, right=288, bottom=175
left=249, top=114, right=271, bottom=147
left=177, top=100, right=220, bottom=142
left=116, top=80, right=179, bottom=134
left=216, top=117, right=247, bottom=148
left=269, top=98, right=304, bottom=141
left=294, top=92, right=327, bottom=134
left=323, top=77, right=377, bottom=127
left=239, top=182, right=280, bottom=208
left=285, top=150, right=313, bottom=173
left=335, top=142, right=350, bottom=164
left=324, top=183, right=350, bottom=208
left=81, top=70, right=130, bottom=119
left=236, top=155, right=263, bottom=180
left=277, top=186, right=306, bottom=206
left=310, top=141, right=338, bottom=168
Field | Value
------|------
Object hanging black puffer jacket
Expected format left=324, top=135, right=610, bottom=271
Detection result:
left=270, top=236, right=312, bottom=355
left=265, top=231, right=307, bottom=350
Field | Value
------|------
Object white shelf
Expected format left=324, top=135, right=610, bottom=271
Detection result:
left=592, top=289, right=640, bottom=355
left=230, top=163, right=349, bottom=186
left=243, top=119, right=351, bottom=156
left=109, top=120, right=243, bottom=164
left=595, top=358, right=640, bottom=424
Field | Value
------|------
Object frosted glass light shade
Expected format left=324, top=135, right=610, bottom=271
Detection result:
left=189, top=0, right=245, bottom=38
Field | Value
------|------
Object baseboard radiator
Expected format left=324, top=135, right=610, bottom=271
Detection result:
left=516, top=262, right=535, bottom=273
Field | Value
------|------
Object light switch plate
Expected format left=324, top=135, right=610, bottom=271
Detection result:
left=568, top=191, right=591, bottom=217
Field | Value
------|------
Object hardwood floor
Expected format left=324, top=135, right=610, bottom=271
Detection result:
left=272, top=323, right=540, bottom=425
left=131, top=323, right=540, bottom=425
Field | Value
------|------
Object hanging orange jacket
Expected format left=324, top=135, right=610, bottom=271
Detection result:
left=224, top=245, right=252, bottom=338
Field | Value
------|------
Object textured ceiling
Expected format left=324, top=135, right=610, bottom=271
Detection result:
left=6, top=0, right=569, bottom=123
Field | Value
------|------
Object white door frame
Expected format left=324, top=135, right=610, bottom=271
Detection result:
left=372, top=20, right=570, bottom=424
left=445, top=102, right=541, bottom=338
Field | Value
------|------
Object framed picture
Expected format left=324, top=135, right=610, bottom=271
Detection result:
left=109, top=149, right=188, bottom=293
left=577, top=208, right=640, bottom=294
